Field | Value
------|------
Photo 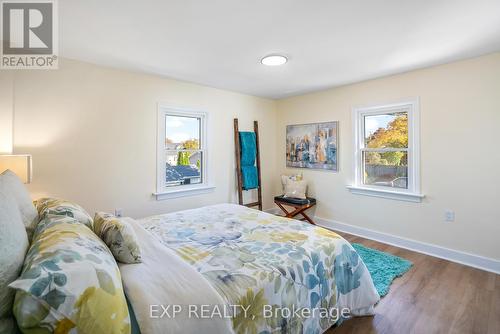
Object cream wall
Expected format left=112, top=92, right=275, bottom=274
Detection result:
left=0, top=73, right=13, bottom=154
left=0, top=59, right=277, bottom=218
left=276, top=52, right=500, bottom=261
left=1, top=53, right=498, bottom=262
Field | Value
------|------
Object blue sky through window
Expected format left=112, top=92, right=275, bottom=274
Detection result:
left=364, top=112, right=407, bottom=139
left=166, top=115, right=200, bottom=144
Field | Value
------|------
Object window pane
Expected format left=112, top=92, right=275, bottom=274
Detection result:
left=364, top=112, right=408, bottom=148
left=363, top=151, right=408, bottom=189
left=165, top=151, right=202, bottom=187
left=165, top=115, right=201, bottom=150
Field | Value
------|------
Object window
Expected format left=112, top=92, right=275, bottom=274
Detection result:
left=348, top=99, right=424, bottom=202
left=155, top=106, right=213, bottom=200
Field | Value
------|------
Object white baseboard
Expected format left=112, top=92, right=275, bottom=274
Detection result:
left=314, top=216, right=500, bottom=275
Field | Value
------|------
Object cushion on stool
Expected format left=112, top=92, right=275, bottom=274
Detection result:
left=274, top=195, right=316, bottom=206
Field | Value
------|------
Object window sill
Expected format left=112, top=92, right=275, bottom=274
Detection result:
left=346, top=185, right=425, bottom=203
left=153, top=185, right=215, bottom=200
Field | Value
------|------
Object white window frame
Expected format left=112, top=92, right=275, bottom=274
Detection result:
left=347, top=98, right=424, bottom=202
left=154, top=105, right=214, bottom=200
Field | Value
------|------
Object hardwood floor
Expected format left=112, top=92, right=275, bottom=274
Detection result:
left=328, top=232, right=500, bottom=334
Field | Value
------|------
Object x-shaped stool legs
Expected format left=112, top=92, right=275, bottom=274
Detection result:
left=275, top=201, right=316, bottom=225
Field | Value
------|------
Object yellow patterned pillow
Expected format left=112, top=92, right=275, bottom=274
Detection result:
left=10, top=215, right=131, bottom=334
left=34, top=197, right=93, bottom=229
left=94, top=213, right=142, bottom=264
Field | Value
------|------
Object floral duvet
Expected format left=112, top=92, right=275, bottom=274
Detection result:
left=139, top=204, right=379, bottom=334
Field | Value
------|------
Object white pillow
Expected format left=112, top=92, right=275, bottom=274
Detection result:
left=284, top=178, right=307, bottom=199
left=281, top=175, right=290, bottom=191
left=0, top=192, right=29, bottom=332
left=0, top=170, right=38, bottom=239
left=281, top=174, right=303, bottom=191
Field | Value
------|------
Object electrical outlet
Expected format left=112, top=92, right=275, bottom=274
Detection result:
left=444, top=210, right=455, bottom=222
left=115, top=208, right=123, bottom=217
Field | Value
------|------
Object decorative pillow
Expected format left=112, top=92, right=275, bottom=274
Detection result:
left=0, top=192, right=29, bottom=333
left=34, top=197, right=93, bottom=229
left=94, top=213, right=142, bottom=264
left=0, top=170, right=38, bottom=240
left=281, top=175, right=289, bottom=191
left=9, top=214, right=131, bottom=334
left=284, top=178, right=307, bottom=199
left=281, top=173, right=304, bottom=191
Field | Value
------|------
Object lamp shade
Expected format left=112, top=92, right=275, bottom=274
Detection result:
left=0, top=155, right=32, bottom=183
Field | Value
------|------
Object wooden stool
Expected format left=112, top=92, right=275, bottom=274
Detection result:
left=274, top=195, right=317, bottom=225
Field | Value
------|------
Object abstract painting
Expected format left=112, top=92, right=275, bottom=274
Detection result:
left=286, top=121, right=338, bottom=171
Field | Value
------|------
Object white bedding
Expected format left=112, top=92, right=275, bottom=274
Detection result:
left=122, top=204, right=379, bottom=334
left=119, top=222, right=234, bottom=334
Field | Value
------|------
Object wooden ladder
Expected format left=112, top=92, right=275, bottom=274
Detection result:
left=233, top=118, right=263, bottom=210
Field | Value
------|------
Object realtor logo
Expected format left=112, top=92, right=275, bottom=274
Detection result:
left=1, top=0, right=58, bottom=69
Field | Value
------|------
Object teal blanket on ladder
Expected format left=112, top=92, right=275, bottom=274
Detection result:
left=241, top=165, right=258, bottom=190
left=239, top=132, right=258, bottom=190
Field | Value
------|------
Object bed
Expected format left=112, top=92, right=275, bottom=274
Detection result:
left=120, top=204, right=380, bottom=334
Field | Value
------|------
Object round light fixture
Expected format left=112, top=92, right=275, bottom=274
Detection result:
left=261, top=54, right=287, bottom=66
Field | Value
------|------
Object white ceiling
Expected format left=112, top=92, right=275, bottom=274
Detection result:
left=60, top=0, right=500, bottom=99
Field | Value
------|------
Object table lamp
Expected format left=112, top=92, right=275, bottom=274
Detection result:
left=0, top=154, right=32, bottom=183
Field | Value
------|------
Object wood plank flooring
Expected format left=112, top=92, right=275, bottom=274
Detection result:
left=328, top=232, right=500, bottom=334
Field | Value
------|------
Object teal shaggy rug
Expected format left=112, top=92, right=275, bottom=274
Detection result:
left=352, top=243, right=413, bottom=297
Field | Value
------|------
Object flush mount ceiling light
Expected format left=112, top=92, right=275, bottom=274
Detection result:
left=261, top=54, right=287, bottom=66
